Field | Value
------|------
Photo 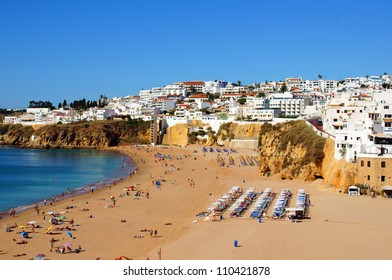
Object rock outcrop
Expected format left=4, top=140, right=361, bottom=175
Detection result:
left=161, top=123, right=189, bottom=147
left=216, top=122, right=262, bottom=144
left=321, top=138, right=357, bottom=191
left=258, top=121, right=326, bottom=181
left=0, top=121, right=150, bottom=149
left=257, top=120, right=357, bottom=189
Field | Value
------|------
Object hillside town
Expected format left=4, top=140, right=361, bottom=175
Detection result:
left=3, top=74, right=392, bottom=190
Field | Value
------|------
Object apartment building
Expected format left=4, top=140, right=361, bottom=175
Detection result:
left=202, top=80, right=228, bottom=94
left=178, top=81, right=205, bottom=94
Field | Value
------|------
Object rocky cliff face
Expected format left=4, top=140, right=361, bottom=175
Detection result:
left=258, top=121, right=325, bottom=181
left=0, top=121, right=150, bottom=148
left=216, top=122, right=262, bottom=144
left=257, top=121, right=357, bottom=189
left=321, top=138, right=357, bottom=190
left=161, top=123, right=189, bottom=147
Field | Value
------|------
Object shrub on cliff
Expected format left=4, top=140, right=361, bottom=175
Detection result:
left=259, top=120, right=326, bottom=168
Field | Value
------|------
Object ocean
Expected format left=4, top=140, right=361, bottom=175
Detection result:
left=0, top=146, right=135, bottom=213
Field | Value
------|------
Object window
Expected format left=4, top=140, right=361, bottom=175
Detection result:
left=381, top=176, right=386, bottom=182
left=367, top=161, right=371, bottom=167
left=384, top=106, right=389, bottom=109
left=361, top=160, right=364, bottom=167
left=367, top=175, right=371, bottom=181
left=381, top=161, right=386, bottom=168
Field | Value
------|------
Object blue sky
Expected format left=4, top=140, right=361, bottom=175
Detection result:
left=1, top=0, right=391, bottom=109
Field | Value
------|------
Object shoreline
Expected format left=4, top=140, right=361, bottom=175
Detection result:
left=0, top=146, right=136, bottom=218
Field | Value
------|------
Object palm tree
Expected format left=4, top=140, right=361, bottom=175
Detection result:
left=318, top=74, right=323, bottom=80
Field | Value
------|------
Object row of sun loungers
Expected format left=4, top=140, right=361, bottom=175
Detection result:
left=296, top=189, right=306, bottom=210
left=203, top=147, right=236, bottom=153
left=272, top=188, right=291, bottom=219
left=228, top=188, right=257, bottom=217
left=286, top=189, right=307, bottom=220
left=204, top=187, right=309, bottom=221
left=206, top=186, right=243, bottom=214
left=250, top=188, right=274, bottom=219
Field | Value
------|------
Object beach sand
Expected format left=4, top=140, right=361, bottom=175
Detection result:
left=1, top=144, right=392, bottom=260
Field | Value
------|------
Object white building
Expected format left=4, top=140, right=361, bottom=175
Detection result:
left=220, top=83, right=247, bottom=95
left=322, top=89, right=392, bottom=161
left=152, top=98, right=176, bottom=113
left=96, top=108, right=116, bottom=120
left=265, top=93, right=305, bottom=117
left=161, top=84, right=187, bottom=97
left=202, top=80, right=227, bottom=94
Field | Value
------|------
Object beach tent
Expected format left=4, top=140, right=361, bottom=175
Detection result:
left=382, top=186, right=392, bottom=198
left=348, top=186, right=360, bottom=196
left=286, top=207, right=305, bottom=219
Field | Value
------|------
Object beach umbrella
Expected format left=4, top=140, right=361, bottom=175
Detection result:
left=66, top=231, right=73, bottom=238
left=46, top=211, right=56, bottom=215
left=34, top=254, right=46, bottom=260
left=28, top=221, right=36, bottom=225
left=18, top=225, right=27, bottom=229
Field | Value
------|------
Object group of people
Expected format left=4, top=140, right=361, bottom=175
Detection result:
left=134, top=228, right=159, bottom=239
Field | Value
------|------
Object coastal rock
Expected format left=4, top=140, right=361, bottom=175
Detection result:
left=257, top=121, right=357, bottom=189
left=217, top=122, right=262, bottom=144
left=161, top=123, right=188, bottom=147
left=0, top=121, right=150, bottom=149
left=258, top=121, right=325, bottom=181
left=321, top=138, right=357, bottom=191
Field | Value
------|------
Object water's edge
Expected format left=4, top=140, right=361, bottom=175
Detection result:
left=0, top=146, right=136, bottom=218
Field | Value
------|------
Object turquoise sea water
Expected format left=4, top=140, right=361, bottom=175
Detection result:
left=0, top=146, right=135, bottom=213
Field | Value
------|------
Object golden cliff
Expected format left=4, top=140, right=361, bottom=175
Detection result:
left=321, top=138, right=357, bottom=190
left=161, top=123, right=189, bottom=147
left=216, top=122, right=262, bottom=143
left=258, top=121, right=325, bottom=181
left=0, top=120, right=150, bottom=148
left=258, top=121, right=357, bottom=190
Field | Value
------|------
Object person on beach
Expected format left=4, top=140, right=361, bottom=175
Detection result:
left=110, top=195, right=116, bottom=207
left=50, top=238, right=57, bottom=252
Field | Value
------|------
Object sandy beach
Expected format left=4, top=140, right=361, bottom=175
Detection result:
left=1, top=144, right=392, bottom=260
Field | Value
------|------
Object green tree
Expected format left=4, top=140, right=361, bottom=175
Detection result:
left=237, top=97, right=247, bottom=105
left=28, top=100, right=55, bottom=109
left=280, top=83, right=287, bottom=93
left=318, top=74, right=323, bottom=80
left=237, top=80, right=242, bottom=86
